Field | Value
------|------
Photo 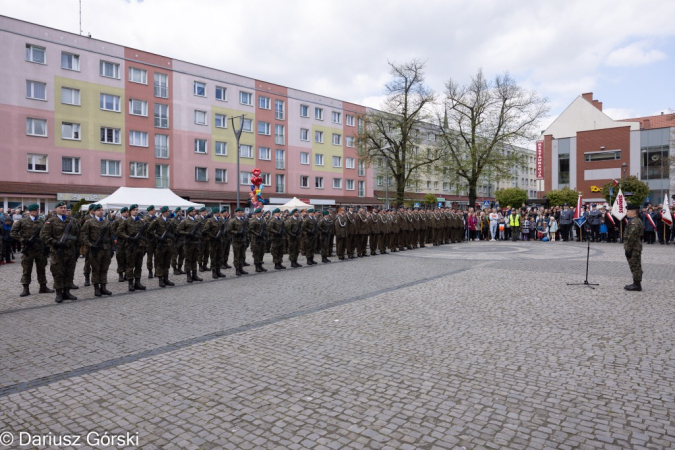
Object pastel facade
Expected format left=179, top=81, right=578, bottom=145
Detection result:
left=0, top=15, right=375, bottom=211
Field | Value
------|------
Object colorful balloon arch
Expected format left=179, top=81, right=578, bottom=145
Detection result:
left=248, top=168, right=269, bottom=208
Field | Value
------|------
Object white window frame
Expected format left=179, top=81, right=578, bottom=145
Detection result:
left=275, top=99, right=285, bottom=120
left=154, top=73, right=169, bottom=99
left=261, top=173, right=272, bottom=186
left=315, top=154, right=324, bottom=166
left=129, top=162, right=149, bottom=178
left=275, top=174, right=285, bottom=193
left=129, top=130, right=149, bottom=147
left=194, top=81, right=206, bottom=97
left=61, top=52, right=80, bottom=71
left=300, top=128, right=309, bottom=141
left=100, top=127, right=121, bottom=145
left=155, top=164, right=170, bottom=188
left=346, top=115, right=355, bottom=127
left=26, top=80, right=47, bottom=101
left=61, top=122, right=81, bottom=140
left=99, top=60, right=120, bottom=79
left=154, top=104, right=169, bottom=128
left=129, top=99, right=148, bottom=117
left=258, top=121, right=271, bottom=135
left=194, top=139, right=207, bottom=154
left=332, top=133, right=342, bottom=146
left=315, top=107, right=323, bottom=120
left=240, top=91, right=253, bottom=106
left=240, top=144, right=253, bottom=158
left=315, top=177, right=324, bottom=189
left=358, top=160, right=365, bottom=176
left=100, top=93, right=121, bottom=112
left=258, top=96, right=271, bottom=109
left=194, top=110, right=207, bottom=125
left=61, top=156, right=81, bottom=175
left=27, top=154, right=48, bottom=172
left=61, top=87, right=81, bottom=105
left=215, top=86, right=227, bottom=101
left=300, top=152, right=310, bottom=165
left=346, top=179, right=355, bottom=191
left=240, top=171, right=252, bottom=185
left=101, top=159, right=121, bottom=177
left=195, top=167, right=208, bottom=182
left=215, top=141, right=228, bottom=156
left=258, top=147, right=271, bottom=160
left=155, top=134, right=169, bottom=159
left=332, top=111, right=342, bottom=124
left=346, top=157, right=355, bottom=169
left=25, top=44, right=45, bottom=64
left=242, top=118, right=253, bottom=132
left=346, top=136, right=355, bottom=148
left=26, top=118, right=47, bottom=137
left=300, top=175, right=310, bottom=188
left=129, top=67, right=148, bottom=84
left=276, top=149, right=285, bottom=169
left=215, top=114, right=227, bottom=128
left=300, top=104, right=309, bottom=117
left=215, top=168, right=228, bottom=183
left=358, top=180, right=365, bottom=197
left=275, top=124, right=285, bottom=145
left=315, top=131, right=324, bottom=143
left=332, top=178, right=342, bottom=189
left=332, top=156, right=342, bottom=168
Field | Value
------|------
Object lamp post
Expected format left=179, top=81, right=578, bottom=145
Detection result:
left=230, top=114, right=246, bottom=208
left=621, top=162, right=627, bottom=188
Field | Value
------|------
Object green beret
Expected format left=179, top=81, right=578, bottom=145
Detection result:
left=160, top=206, right=169, bottom=213
left=92, top=204, right=102, bottom=211
left=199, top=207, right=206, bottom=212
left=307, top=208, right=314, bottom=213
left=120, top=207, right=128, bottom=213
left=254, top=208, right=262, bottom=214
left=129, top=204, right=139, bottom=211
left=27, top=203, right=39, bottom=212
left=235, top=207, right=244, bottom=212
left=55, top=201, right=67, bottom=208
left=186, top=206, right=195, bottom=213
left=220, top=207, right=227, bottom=213
left=291, top=209, right=298, bottom=214
left=174, top=207, right=181, bottom=213
left=146, top=205, right=155, bottom=212
left=322, top=210, right=329, bottom=215
left=272, top=208, right=280, bottom=214
left=212, top=206, right=220, bottom=213
left=87, top=203, right=96, bottom=211
left=66, top=205, right=72, bottom=210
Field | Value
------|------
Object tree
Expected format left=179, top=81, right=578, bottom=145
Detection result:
left=546, top=187, right=580, bottom=206
left=495, top=188, right=527, bottom=209
left=422, top=193, right=438, bottom=207
left=437, top=69, right=549, bottom=208
left=600, top=176, right=650, bottom=206
left=358, top=60, right=442, bottom=206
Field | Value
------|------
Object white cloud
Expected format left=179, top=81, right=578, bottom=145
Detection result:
left=605, top=41, right=667, bottom=67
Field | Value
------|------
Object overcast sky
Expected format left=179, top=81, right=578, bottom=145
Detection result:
left=3, top=0, right=675, bottom=134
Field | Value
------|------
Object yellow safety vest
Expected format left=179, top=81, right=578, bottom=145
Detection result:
left=509, top=214, right=520, bottom=227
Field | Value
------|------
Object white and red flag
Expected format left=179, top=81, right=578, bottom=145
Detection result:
left=646, top=212, right=656, bottom=229
left=662, top=194, right=673, bottom=226
left=611, top=189, right=627, bottom=221
left=573, top=193, right=586, bottom=227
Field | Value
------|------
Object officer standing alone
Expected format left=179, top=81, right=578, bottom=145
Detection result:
left=624, top=204, right=644, bottom=291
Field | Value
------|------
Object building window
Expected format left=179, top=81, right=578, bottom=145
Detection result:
left=333, top=178, right=342, bottom=189
left=346, top=136, right=355, bottom=148
left=195, top=167, right=208, bottom=182
left=129, top=162, right=148, bottom=178
left=215, top=86, right=227, bottom=101
left=315, top=108, right=324, bottom=120
left=315, top=154, right=324, bottom=166
left=332, top=134, right=342, bottom=145
left=346, top=179, right=355, bottom=191
left=240, top=171, right=252, bottom=185
left=376, top=176, right=383, bottom=186
left=275, top=149, right=285, bottom=169
left=261, top=173, right=272, bottom=186
left=129, top=131, right=149, bottom=147
left=300, top=152, right=310, bottom=165
left=27, top=154, right=48, bottom=172
left=332, top=111, right=342, bottom=124
left=61, top=122, right=80, bottom=140
left=315, top=177, right=324, bottom=189
left=332, top=156, right=342, bottom=168
left=295, top=128, right=308, bottom=142
left=215, top=114, right=227, bottom=128
left=358, top=180, right=365, bottom=197
left=100, top=127, right=121, bottom=144
left=215, top=168, right=228, bottom=183
left=194, top=139, right=207, bottom=154
left=26, top=118, right=47, bottom=137
left=25, top=44, right=45, bottom=64
left=26, top=80, right=47, bottom=100
left=358, top=159, right=365, bottom=176
left=154, top=73, right=169, bottom=98
left=194, top=110, right=207, bottom=125
left=258, top=96, right=271, bottom=109
left=240, top=144, right=253, bottom=158
left=259, top=147, right=271, bottom=160
left=100, top=94, right=121, bottom=112
left=434, top=181, right=439, bottom=190
left=258, top=121, right=271, bottom=135
left=155, top=134, right=169, bottom=158
left=62, top=157, right=81, bottom=175
left=240, top=91, right=253, bottom=105
left=346, top=115, right=355, bottom=127
left=584, top=150, right=621, bottom=162
left=61, top=87, right=80, bottom=105
left=275, top=174, right=285, bottom=193
left=426, top=181, right=431, bottom=189
left=641, top=146, right=669, bottom=180
left=300, top=175, right=309, bottom=188
left=443, top=182, right=449, bottom=191
left=275, top=100, right=285, bottom=120
left=346, top=157, right=355, bottom=169
left=358, top=118, right=364, bottom=133
left=300, top=104, right=309, bottom=117
left=242, top=118, right=253, bottom=132
left=275, top=125, right=285, bottom=145
left=558, top=153, right=570, bottom=185
left=100, top=61, right=120, bottom=79
left=61, top=52, right=79, bottom=71
left=194, top=81, right=206, bottom=97
left=215, top=141, right=227, bottom=156
left=101, top=160, right=121, bottom=177
left=315, top=131, right=324, bottom=143
left=155, top=164, right=169, bottom=188
left=129, top=67, right=148, bottom=84
left=154, top=104, right=169, bottom=128
left=129, top=99, right=148, bottom=116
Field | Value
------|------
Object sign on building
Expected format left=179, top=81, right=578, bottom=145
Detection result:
left=536, top=140, right=544, bottom=180
left=57, top=193, right=105, bottom=202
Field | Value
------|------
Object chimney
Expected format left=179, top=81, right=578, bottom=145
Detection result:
left=591, top=100, right=602, bottom=112
left=582, top=92, right=594, bottom=102
left=643, top=119, right=651, bottom=129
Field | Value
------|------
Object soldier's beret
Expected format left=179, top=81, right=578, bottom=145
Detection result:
left=563, top=203, right=568, bottom=206
left=234, top=207, right=244, bottom=212
left=254, top=208, right=262, bottom=214
left=92, top=204, right=102, bottom=211
left=55, top=201, right=67, bottom=208
left=120, top=207, right=129, bottom=213
left=592, top=203, right=597, bottom=207
left=291, top=209, right=298, bottom=214
left=211, top=206, right=220, bottom=213
left=186, top=206, right=195, bottom=213
left=199, top=207, right=206, bottom=212
left=160, top=206, right=169, bottom=213
left=221, top=207, right=228, bottom=213
left=322, top=210, right=329, bottom=215
left=272, top=208, right=280, bottom=214
left=174, top=207, right=181, bottom=213
left=307, top=208, right=314, bottom=213
left=130, top=204, right=139, bottom=211
left=146, top=205, right=155, bottom=212
left=27, top=203, right=39, bottom=212
left=627, top=204, right=639, bottom=210
left=87, top=203, right=96, bottom=211
left=66, top=205, right=72, bottom=210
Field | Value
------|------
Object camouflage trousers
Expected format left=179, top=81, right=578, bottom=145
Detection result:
left=627, top=251, right=642, bottom=283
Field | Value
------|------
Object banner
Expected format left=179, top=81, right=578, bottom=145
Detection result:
left=573, top=193, right=586, bottom=227
left=536, top=140, right=544, bottom=180
left=663, top=194, right=673, bottom=226
left=611, top=189, right=627, bottom=221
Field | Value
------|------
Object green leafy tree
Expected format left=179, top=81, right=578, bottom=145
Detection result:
left=600, top=176, right=650, bottom=205
left=422, top=193, right=438, bottom=207
left=545, top=187, right=580, bottom=206
left=495, top=188, right=527, bottom=209
left=72, top=198, right=88, bottom=216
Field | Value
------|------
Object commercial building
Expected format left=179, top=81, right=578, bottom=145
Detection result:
left=541, top=93, right=673, bottom=204
left=0, top=15, right=376, bottom=212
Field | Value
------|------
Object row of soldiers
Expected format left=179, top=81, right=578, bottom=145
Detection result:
left=11, top=201, right=466, bottom=303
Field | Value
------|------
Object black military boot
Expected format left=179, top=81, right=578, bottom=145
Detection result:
left=100, top=284, right=112, bottom=295
left=159, top=276, right=166, bottom=287
left=216, top=269, right=227, bottom=278
left=70, top=283, right=79, bottom=290
left=148, top=269, right=154, bottom=279
left=255, top=264, right=263, bottom=273
left=187, top=272, right=193, bottom=283
left=240, top=265, right=248, bottom=275
left=164, top=276, right=175, bottom=286
left=191, top=271, right=203, bottom=282
left=94, top=284, right=102, bottom=297
left=20, top=284, right=30, bottom=297
left=279, top=263, right=286, bottom=269
left=84, top=274, right=91, bottom=287
left=236, top=267, right=242, bottom=276
left=199, top=265, right=206, bottom=273
left=39, top=284, right=54, bottom=294
left=224, top=263, right=232, bottom=269
left=322, top=257, right=331, bottom=263
left=260, top=264, right=268, bottom=272
left=118, top=273, right=125, bottom=282
left=292, top=260, right=302, bottom=268
left=624, top=281, right=642, bottom=291
left=63, top=289, right=77, bottom=300
left=243, top=261, right=251, bottom=267
left=128, top=279, right=136, bottom=291
left=55, top=288, right=64, bottom=304
left=212, top=270, right=219, bottom=279
left=275, top=263, right=283, bottom=270
left=134, top=278, right=146, bottom=290
left=173, top=267, right=180, bottom=276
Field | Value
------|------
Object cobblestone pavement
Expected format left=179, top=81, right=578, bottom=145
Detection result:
left=1, top=242, right=674, bottom=449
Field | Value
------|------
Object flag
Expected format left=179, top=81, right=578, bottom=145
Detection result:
left=605, top=213, right=615, bottom=226
left=613, top=179, right=619, bottom=186
left=646, top=212, right=656, bottom=229
left=663, top=195, right=673, bottom=226
left=611, top=188, right=627, bottom=221
left=573, top=193, right=586, bottom=227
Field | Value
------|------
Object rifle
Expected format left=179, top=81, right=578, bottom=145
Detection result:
left=214, top=219, right=227, bottom=240
left=158, top=221, right=175, bottom=246
left=293, top=219, right=302, bottom=240
left=276, top=220, right=285, bottom=241
left=187, top=220, right=204, bottom=241
left=21, top=222, right=44, bottom=255
left=127, top=221, right=148, bottom=252
left=90, top=219, right=112, bottom=255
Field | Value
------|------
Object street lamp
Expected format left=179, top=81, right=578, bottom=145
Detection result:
left=230, top=114, right=246, bottom=208
left=621, top=162, right=627, bottom=187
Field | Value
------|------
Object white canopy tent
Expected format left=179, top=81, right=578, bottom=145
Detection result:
left=97, top=187, right=205, bottom=210
left=276, top=197, right=314, bottom=212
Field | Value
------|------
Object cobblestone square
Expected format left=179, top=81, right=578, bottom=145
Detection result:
left=1, top=241, right=674, bottom=449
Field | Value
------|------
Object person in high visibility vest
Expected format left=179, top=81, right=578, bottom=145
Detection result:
left=509, top=208, right=520, bottom=241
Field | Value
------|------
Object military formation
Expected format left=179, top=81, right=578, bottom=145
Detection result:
left=11, top=202, right=467, bottom=303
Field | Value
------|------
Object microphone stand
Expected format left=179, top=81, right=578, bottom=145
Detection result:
left=567, top=238, right=599, bottom=289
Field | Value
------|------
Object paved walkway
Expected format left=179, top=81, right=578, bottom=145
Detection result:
left=1, top=242, right=674, bottom=449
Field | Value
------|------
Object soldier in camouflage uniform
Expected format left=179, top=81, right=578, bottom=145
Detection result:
left=248, top=208, right=268, bottom=273
left=80, top=204, right=113, bottom=297
left=10, top=203, right=53, bottom=297
left=220, top=209, right=232, bottom=269
left=302, top=208, right=319, bottom=265
left=80, top=203, right=96, bottom=287
left=40, top=201, right=79, bottom=303
left=144, top=205, right=157, bottom=279
left=267, top=208, right=286, bottom=270
left=623, top=204, right=644, bottom=291
left=171, top=207, right=185, bottom=275
left=285, top=209, right=303, bottom=268
left=318, top=210, right=333, bottom=263
left=227, top=207, right=249, bottom=276
left=198, top=207, right=211, bottom=272
left=178, top=206, right=204, bottom=283
left=202, top=207, right=227, bottom=279
left=117, top=204, right=148, bottom=292
left=111, top=206, right=129, bottom=282
left=147, top=206, right=177, bottom=287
